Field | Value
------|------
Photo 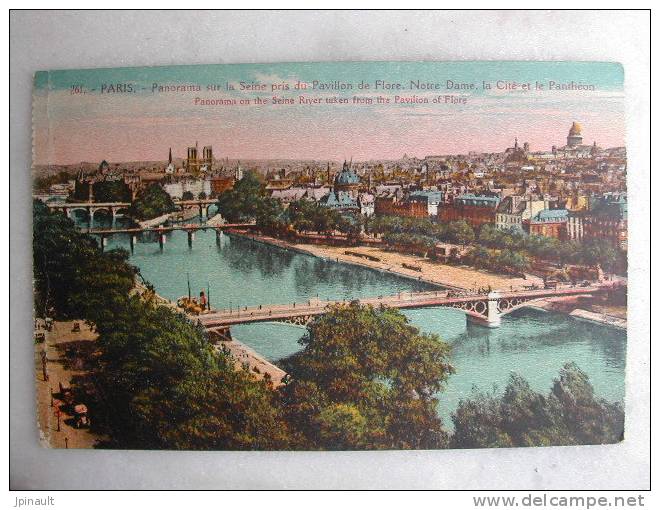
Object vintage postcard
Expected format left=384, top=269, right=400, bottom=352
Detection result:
left=32, top=61, right=627, bottom=450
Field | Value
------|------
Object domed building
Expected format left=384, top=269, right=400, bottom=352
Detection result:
left=567, top=122, right=583, bottom=147
left=334, top=160, right=361, bottom=196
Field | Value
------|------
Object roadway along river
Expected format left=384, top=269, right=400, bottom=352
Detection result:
left=100, top=224, right=626, bottom=428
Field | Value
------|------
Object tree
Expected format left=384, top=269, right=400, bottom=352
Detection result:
left=496, top=248, right=529, bottom=275
left=255, top=197, right=288, bottom=234
left=33, top=170, right=74, bottom=192
left=313, top=207, right=340, bottom=236
left=93, top=296, right=294, bottom=450
left=463, top=246, right=492, bottom=270
left=129, top=184, right=177, bottom=220
left=216, top=171, right=265, bottom=222
left=287, top=199, right=343, bottom=237
left=451, top=363, right=624, bottom=449
left=34, top=198, right=295, bottom=450
left=446, top=220, right=475, bottom=246
left=93, top=180, right=132, bottom=203
left=280, top=302, right=454, bottom=449
left=524, top=234, right=560, bottom=262
left=72, top=179, right=93, bottom=201
left=288, top=199, right=321, bottom=233
left=477, top=223, right=499, bottom=247
left=32, top=200, right=136, bottom=320
left=198, top=191, right=207, bottom=200
left=579, top=238, right=618, bottom=272
left=336, top=213, right=363, bottom=245
left=181, top=190, right=195, bottom=201
left=556, top=239, right=582, bottom=266
left=316, top=403, right=368, bottom=449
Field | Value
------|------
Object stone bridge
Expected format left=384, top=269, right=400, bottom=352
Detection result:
left=46, top=201, right=131, bottom=225
left=46, top=198, right=219, bottom=225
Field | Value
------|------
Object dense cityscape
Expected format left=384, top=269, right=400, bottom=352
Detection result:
left=36, top=121, right=627, bottom=253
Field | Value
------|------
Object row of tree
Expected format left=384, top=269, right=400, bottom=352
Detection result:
left=462, top=246, right=530, bottom=276
left=71, top=179, right=132, bottom=203
left=33, top=200, right=291, bottom=449
left=216, top=173, right=362, bottom=240
left=33, top=199, right=624, bottom=449
left=451, top=363, right=624, bottom=448
left=477, top=224, right=623, bottom=272
left=367, top=216, right=623, bottom=272
left=365, top=215, right=476, bottom=246
left=213, top=174, right=624, bottom=273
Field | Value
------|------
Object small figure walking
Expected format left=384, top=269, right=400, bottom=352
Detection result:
left=55, top=407, right=61, bottom=432
left=41, top=351, right=48, bottom=382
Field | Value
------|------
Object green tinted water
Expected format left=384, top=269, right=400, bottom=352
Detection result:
left=102, top=226, right=626, bottom=427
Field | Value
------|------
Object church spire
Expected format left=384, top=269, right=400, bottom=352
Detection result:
left=168, top=147, right=172, bottom=164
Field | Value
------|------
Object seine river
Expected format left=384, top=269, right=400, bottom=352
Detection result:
left=99, top=223, right=626, bottom=427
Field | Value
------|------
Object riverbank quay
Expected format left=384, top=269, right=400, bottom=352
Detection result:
left=569, top=309, right=627, bottom=330
left=34, top=319, right=106, bottom=448
left=138, top=213, right=171, bottom=228
left=133, top=279, right=179, bottom=310
left=204, top=213, right=226, bottom=227
left=528, top=294, right=627, bottom=327
left=132, top=281, right=288, bottom=386
left=227, top=229, right=543, bottom=293
left=208, top=334, right=287, bottom=387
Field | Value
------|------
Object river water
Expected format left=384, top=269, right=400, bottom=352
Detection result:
left=95, top=221, right=626, bottom=427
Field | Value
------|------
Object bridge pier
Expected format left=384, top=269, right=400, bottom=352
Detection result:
left=208, top=327, right=232, bottom=343
left=129, top=235, right=137, bottom=254
left=100, top=234, right=108, bottom=252
left=187, top=231, right=195, bottom=248
left=111, top=207, right=119, bottom=226
left=159, top=233, right=166, bottom=251
left=466, top=291, right=502, bottom=328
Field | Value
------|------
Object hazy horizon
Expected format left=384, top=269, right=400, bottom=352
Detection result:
left=33, top=61, right=625, bottom=166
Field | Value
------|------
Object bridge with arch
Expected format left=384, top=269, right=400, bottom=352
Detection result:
left=46, top=198, right=219, bottom=226
left=197, top=282, right=620, bottom=332
left=46, top=201, right=131, bottom=224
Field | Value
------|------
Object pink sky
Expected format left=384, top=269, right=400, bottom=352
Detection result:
left=33, top=89, right=625, bottom=165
